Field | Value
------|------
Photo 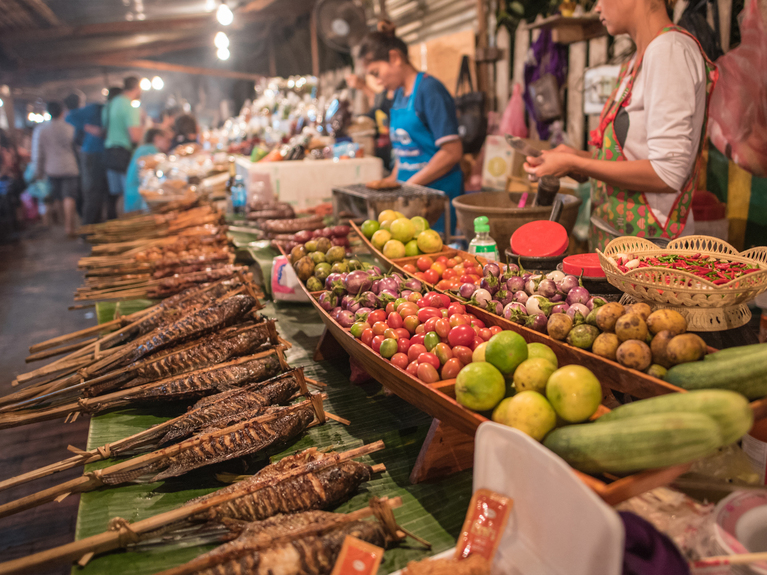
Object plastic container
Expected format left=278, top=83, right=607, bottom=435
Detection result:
left=468, top=216, right=499, bottom=261
left=231, top=176, right=247, bottom=215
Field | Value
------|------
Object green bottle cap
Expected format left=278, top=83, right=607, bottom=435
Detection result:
left=474, top=216, right=490, bottom=233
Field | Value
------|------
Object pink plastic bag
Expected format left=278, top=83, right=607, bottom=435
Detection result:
left=499, top=83, right=529, bottom=138
left=708, top=0, right=767, bottom=176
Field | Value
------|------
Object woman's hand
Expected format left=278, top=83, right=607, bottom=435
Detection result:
left=524, top=149, right=577, bottom=178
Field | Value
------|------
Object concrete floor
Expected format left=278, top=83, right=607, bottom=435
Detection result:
left=0, top=227, right=94, bottom=574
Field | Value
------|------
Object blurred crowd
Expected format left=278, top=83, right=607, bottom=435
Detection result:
left=0, top=75, right=199, bottom=242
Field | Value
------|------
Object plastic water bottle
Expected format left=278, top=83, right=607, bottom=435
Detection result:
left=468, top=216, right=499, bottom=261
left=231, top=176, right=247, bottom=215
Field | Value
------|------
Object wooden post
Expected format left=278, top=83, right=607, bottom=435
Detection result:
left=475, top=0, right=489, bottom=101
left=310, top=5, right=320, bottom=77
left=566, top=41, right=587, bottom=149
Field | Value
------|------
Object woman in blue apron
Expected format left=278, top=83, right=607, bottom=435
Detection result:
left=358, top=23, right=463, bottom=235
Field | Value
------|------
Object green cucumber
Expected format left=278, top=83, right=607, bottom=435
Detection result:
left=596, top=390, right=753, bottom=445
left=544, top=412, right=722, bottom=474
left=704, top=342, right=767, bottom=362
left=665, top=351, right=767, bottom=399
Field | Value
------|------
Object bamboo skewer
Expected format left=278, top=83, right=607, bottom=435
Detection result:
left=25, top=338, right=98, bottom=363
left=0, top=441, right=386, bottom=575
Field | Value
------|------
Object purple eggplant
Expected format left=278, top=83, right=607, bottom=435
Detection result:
left=566, top=286, right=591, bottom=306
left=356, top=291, right=377, bottom=309
left=506, top=276, right=525, bottom=293
left=331, top=307, right=343, bottom=320
left=525, top=277, right=541, bottom=295
left=340, top=295, right=354, bottom=310
left=400, top=290, right=413, bottom=300
left=378, top=288, right=398, bottom=304
left=526, top=295, right=556, bottom=316
left=318, top=291, right=338, bottom=311
left=537, top=279, right=558, bottom=298
left=355, top=307, right=372, bottom=322
left=480, top=275, right=500, bottom=296
left=378, top=277, right=399, bottom=293
left=566, top=303, right=590, bottom=324
left=404, top=278, right=423, bottom=293
left=546, top=270, right=566, bottom=282
left=483, top=262, right=501, bottom=278
left=496, top=289, right=515, bottom=307
left=556, top=274, right=580, bottom=294
left=501, top=263, right=520, bottom=280
left=550, top=293, right=564, bottom=302
left=526, top=312, right=548, bottom=333
left=370, top=279, right=381, bottom=295
left=325, top=273, right=342, bottom=291
left=368, top=265, right=382, bottom=276
left=470, top=288, right=493, bottom=309
left=586, top=296, right=608, bottom=311
left=522, top=273, right=532, bottom=283
left=459, top=283, right=477, bottom=299
left=337, top=310, right=355, bottom=328
left=503, top=302, right=528, bottom=324
left=487, top=299, right=503, bottom=315
left=552, top=303, right=570, bottom=315
left=513, top=290, right=529, bottom=304
left=345, top=270, right=372, bottom=295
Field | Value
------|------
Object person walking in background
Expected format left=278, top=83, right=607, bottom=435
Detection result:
left=172, top=114, right=198, bottom=148
left=124, top=128, right=173, bottom=213
left=63, top=93, right=84, bottom=218
left=103, top=76, right=143, bottom=219
left=35, top=101, right=79, bottom=236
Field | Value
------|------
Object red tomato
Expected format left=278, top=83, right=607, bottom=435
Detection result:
left=383, top=328, right=398, bottom=340
left=434, top=318, right=451, bottom=338
left=407, top=292, right=422, bottom=303
left=454, top=255, right=464, bottom=263
left=396, top=336, right=411, bottom=353
left=437, top=294, right=451, bottom=308
left=448, top=302, right=466, bottom=317
left=416, top=296, right=431, bottom=308
left=449, top=314, right=468, bottom=328
left=391, top=352, right=409, bottom=369
left=470, top=336, right=485, bottom=350
left=471, top=325, right=481, bottom=336
left=446, top=258, right=458, bottom=268
left=410, top=333, right=426, bottom=347
left=430, top=262, right=446, bottom=277
left=418, top=352, right=441, bottom=370
left=367, top=309, right=386, bottom=325
left=371, top=335, right=385, bottom=354
left=417, top=363, right=440, bottom=383
left=361, top=328, right=374, bottom=347
left=406, top=360, right=420, bottom=376
left=441, top=357, right=463, bottom=379
left=442, top=268, right=458, bottom=280
left=479, top=328, right=492, bottom=341
left=425, top=293, right=444, bottom=308
left=385, top=302, right=396, bottom=314
left=435, top=279, right=454, bottom=291
left=433, top=342, right=453, bottom=365
left=372, top=321, right=388, bottom=336
left=423, top=317, right=439, bottom=334
left=408, top=343, right=427, bottom=363
left=459, top=274, right=478, bottom=284
left=402, top=263, right=417, bottom=274
left=415, top=324, right=425, bottom=334
left=416, top=256, right=433, bottom=272
left=465, top=314, right=478, bottom=322
left=452, top=345, right=473, bottom=365
left=448, top=324, right=475, bottom=347
left=387, top=312, right=404, bottom=329
left=470, top=318, right=486, bottom=329
left=397, top=302, right=419, bottom=319
left=489, top=325, right=503, bottom=335
left=403, top=315, right=420, bottom=334
left=423, top=269, right=439, bottom=285
left=436, top=255, right=449, bottom=265
left=414, top=272, right=427, bottom=281
left=417, top=307, right=442, bottom=323
left=394, top=328, right=410, bottom=340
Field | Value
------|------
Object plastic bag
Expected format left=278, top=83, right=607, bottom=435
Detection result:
left=708, top=0, right=767, bottom=176
left=270, top=256, right=310, bottom=303
left=499, top=83, right=528, bottom=138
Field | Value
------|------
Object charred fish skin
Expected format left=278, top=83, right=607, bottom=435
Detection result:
left=151, top=407, right=315, bottom=481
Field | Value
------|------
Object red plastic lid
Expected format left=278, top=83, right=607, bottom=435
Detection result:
left=510, top=221, right=569, bottom=257
left=563, top=253, right=605, bottom=277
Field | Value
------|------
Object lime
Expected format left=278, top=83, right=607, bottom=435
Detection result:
left=405, top=239, right=421, bottom=257
left=545, top=365, right=602, bottom=423
left=380, top=219, right=395, bottom=231
left=416, top=229, right=443, bottom=254
left=492, top=391, right=557, bottom=441
left=378, top=209, right=399, bottom=224
left=513, top=358, right=556, bottom=394
left=472, top=341, right=488, bottom=362
left=411, top=216, right=429, bottom=235
left=383, top=239, right=406, bottom=259
left=360, top=219, right=380, bottom=239
left=379, top=338, right=398, bottom=359
left=390, top=217, right=416, bottom=243
left=485, top=331, right=528, bottom=376
left=527, top=343, right=558, bottom=369
left=371, top=229, right=391, bottom=250
left=350, top=322, right=368, bottom=339
left=455, top=362, right=506, bottom=411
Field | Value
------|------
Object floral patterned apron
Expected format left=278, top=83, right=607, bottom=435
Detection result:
left=588, top=26, right=718, bottom=252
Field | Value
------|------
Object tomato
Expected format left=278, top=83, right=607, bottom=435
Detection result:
left=453, top=255, right=464, bottom=264
left=391, top=352, right=409, bottom=369
left=408, top=343, right=427, bottom=363
left=425, top=293, right=444, bottom=308
left=489, top=325, right=503, bottom=335
left=402, top=263, right=417, bottom=273
left=418, top=352, right=441, bottom=370
left=441, top=357, right=463, bottom=379
left=446, top=258, right=458, bottom=268
left=397, top=302, right=419, bottom=319
left=394, top=328, right=410, bottom=340
left=423, top=317, right=439, bottom=334
left=471, top=324, right=481, bottom=336
left=448, top=302, right=466, bottom=317
left=407, top=292, right=422, bottom=303
left=367, top=309, right=386, bottom=325
left=436, top=255, right=449, bottom=265
left=383, top=328, right=398, bottom=340
left=350, top=321, right=370, bottom=338
left=434, top=318, right=451, bottom=339
left=452, top=345, right=474, bottom=365
left=417, top=307, right=442, bottom=323
left=394, top=297, right=408, bottom=309
left=437, top=294, right=451, bottom=308
left=385, top=302, right=396, bottom=314
left=416, top=296, right=431, bottom=308
left=442, top=268, right=458, bottom=280
left=379, top=338, right=398, bottom=359
left=417, top=363, right=440, bottom=383
left=449, top=314, right=468, bottom=328
left=470, top=318, right=486, bottom=329
left=415, top=324, right=425, bottom=334
left=387, top=312, right=404, bottom=329
left=448, top=324, right=475, bottom=347
left=371, top=335, right=385, bottom=354
left=422, top=269, right=439, bottom=285
left=430, top=262, right=446, bottom=277
left=372, top=321, right=388, bottom=336
left=396, top=337, right=411, bottom=354
left=465, top=314, right=478, bottom=323
left=460, top=274, right=481, bottom=284
left=416, top=256, right=433, bottom=272
left=470, top=336, right=485, bottom=350
left=414, top=272, right=427, bottom=281
left=403, top=315, right=420, bottom=334
left=424, top=331, right=440, bottom=352
left=406, top=360, right=420, bottom=376
left=410, top=333, right=426, bottom=347
left=361, top=328, right=374, bottom=347
left=435, top=280, right=454, bottom=291
left=479, top=328, right=492, bottom=341
left=433, top=342, right=453, bottom=365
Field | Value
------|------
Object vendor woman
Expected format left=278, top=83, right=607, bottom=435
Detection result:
left=524, top=0, right=717, bottom=251
left=359, top=24, right=463, bottom=235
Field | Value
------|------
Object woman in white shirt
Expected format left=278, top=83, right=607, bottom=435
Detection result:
left=524, top=0, right=718, bottom=250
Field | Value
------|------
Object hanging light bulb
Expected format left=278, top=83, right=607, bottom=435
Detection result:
left=131, top=100, right=141, bottom=108
left=216, top=2, right=233, bottom=26
left=214, top=31, right=229, bottom=49
left=101, top=87, right=109, bottom=97
left=43, top=112, right=51, bottom=121
left=27, top=112, right=34, bottom=122
left=217, top=46, right=231, bottom=60
left=205, top=0, right=216, bottom=11
left=151, top=76, right=164, bottom=90
left=139, top=77, right=152, bottom=91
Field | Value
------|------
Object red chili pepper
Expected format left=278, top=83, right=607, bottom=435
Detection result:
left=618, top=265, right=628, bottom=273
left=743, top=268, right=760, bottom=274
left=713, top=278, right=729, bottom=285
left=689, top=253, right=701, bottom=259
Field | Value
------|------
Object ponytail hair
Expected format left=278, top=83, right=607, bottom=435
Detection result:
left=357, top=20, right=409, bottom=63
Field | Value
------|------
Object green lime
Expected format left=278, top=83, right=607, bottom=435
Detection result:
left=455, top=362, right=506, bottom=411
left=405, top=239, right=421, bottom=257
left=361, top=219, right=380, bottom=239
left=411, top=216, right=429, bottom=235
left=546, top=365, right=602, bottom=423
left=390, top=218, right=416, bottom=243
left=513, top=358, right=557, bottom=394
left=424, top=331, right=440, bottom=352
left=492, top=391, right=557, bottom=441
left=527, top=342, right=558, bottom=368
left=379, top=338, right=398, bottom=359
left=485, top=331, right=529, bottom=376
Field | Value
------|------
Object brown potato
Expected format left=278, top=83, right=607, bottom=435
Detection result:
left=646, top=364, right=668, bottom=379
left=624, top=302, right=652, bottom=321
left=592, top=333, right=620, bottom=361
left=646, top=309, right=687, bottom=335
left=650, top=330, right=676, bottom=368
left=615, top=313, right=649, bottom=342
left=666, top=333, right=706, bottom=365
left=595, top=302, right=625, bottom=333
left=616, top=340, right=652, bottom=371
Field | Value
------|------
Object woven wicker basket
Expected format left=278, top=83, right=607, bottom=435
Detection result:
left=597, top=236, right=767, bottom=331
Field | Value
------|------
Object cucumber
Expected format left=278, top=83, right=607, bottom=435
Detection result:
left=665, top=351, right=767, bottom=399
left=596, top=390, right=753, bottom=445
left=704, top=342, right=767, bottom=362
left=543, top=412, right=722, bottom=474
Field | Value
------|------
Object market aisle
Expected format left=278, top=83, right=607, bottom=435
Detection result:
left=0, top=228, right=94, bottom=574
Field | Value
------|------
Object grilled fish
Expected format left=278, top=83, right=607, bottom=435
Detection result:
left=189, top=449, right=374, bottom=523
